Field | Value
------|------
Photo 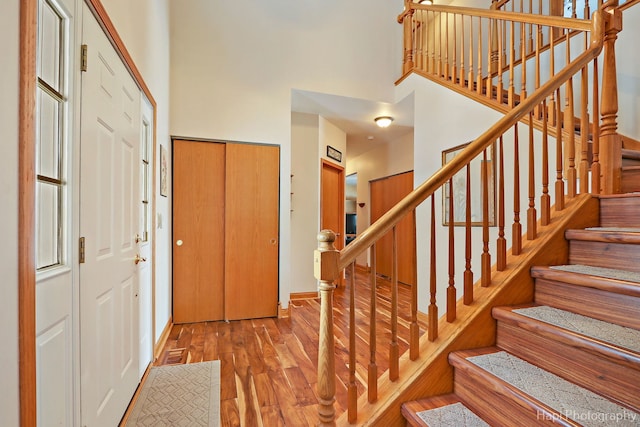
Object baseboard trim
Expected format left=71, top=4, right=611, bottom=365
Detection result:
left=277, top=302, right=290, bottom=319
left=290, top=291, right=319, bottom=300
left=153, top=316, right=173, bottom=364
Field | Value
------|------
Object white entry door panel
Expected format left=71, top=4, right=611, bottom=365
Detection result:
left=138, top=94, right=154, bottom=378
left=80, top=8, right=141, bottom=426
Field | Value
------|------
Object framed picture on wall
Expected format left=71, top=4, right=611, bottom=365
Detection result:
left=327, top=145, right=342, bottom=162
left=160, top=144, right=168, bottom=197
left=442, top=142, right=496, bottom=226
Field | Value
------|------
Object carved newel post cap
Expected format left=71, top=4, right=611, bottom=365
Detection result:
left=317, top=229, right=336, bottom=243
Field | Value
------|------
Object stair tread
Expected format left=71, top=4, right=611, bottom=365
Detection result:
left=414, top=401, right=489, bottom=427
left=585, top=227, right=640, bottom=233
left=550, top=264, right=640, bottom=284
left=403, top=394, right=489, bottom=427
left=508, top=305, right=640, bottom=354
left=453, top=349, right=640, bottom=426
left=532, top=265, right=640, bottom=298
left=565, top=228, right=640, bottom=244
left=596, top=192, right=640, bottom=199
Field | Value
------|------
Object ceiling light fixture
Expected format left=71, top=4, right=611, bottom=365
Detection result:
left=418, top=0, right=433, bottom=4
left=374, top=116, right=394, bottom=128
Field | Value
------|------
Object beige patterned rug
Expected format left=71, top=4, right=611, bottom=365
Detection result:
left=125, top=361, right=220, bottom=426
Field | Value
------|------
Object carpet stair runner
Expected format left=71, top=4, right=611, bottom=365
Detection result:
left=402, top=196, right=640, bottom=426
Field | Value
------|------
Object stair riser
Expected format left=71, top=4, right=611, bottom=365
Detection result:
left=568, top=240, right=640, bottom=273
left=599, top=197, right=640, bottom=228
left=622, top=168, right=640, bottom=193
left=497, top=321, right=640, bottom=411
left=534, top=279, right=640, bottom=329
left=452, top=363, right=575, bottom=426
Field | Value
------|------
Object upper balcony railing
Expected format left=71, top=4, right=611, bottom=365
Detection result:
left=315, top=1, right=623, bottom=424
left=493, top=0, right=637, bottom=17
left=399, top=3, right=593, bottom=112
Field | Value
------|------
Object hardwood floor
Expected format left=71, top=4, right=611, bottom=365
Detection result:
left=157, top=270, right=427, bottom=426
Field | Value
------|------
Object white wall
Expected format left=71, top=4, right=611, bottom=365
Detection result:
left=169, top=0, right=403, bottom=308
left=101, top=0, right=172, bottom=342
left=291, top=112, right=321, bottom=295
left=617, top=5, right=640, bottom=140
left=0, top=1, right=21, bottom=424
left=346, top=131, right=415, bottom=267
left=320, top=117, right=347, bottom=168
left=290, top=115, right=347, bottom=296
left=396, top=74, right=505, bottom=313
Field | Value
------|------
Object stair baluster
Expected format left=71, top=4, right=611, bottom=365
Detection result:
left=464, top=164, right=475, bottom=302
left=368, top=244, right=378, bottom=402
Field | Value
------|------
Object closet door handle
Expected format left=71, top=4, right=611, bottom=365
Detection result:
left=270, top=238, right=277, bottom=245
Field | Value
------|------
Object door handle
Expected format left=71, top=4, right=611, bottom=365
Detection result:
left=134, top=254, right=147, bottom=265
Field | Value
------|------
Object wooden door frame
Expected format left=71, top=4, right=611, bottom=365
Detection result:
left=320, top=158, right=345, bottom=254
left=19, top=1, right=157, bottom=423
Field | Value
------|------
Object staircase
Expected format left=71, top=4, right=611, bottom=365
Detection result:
left=401, top=194, right=640, bottom=426
left=312, top=2, right=639, bottom=424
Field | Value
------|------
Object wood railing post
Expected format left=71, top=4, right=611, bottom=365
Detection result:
left=490, top=1, right=499, bottom=74
left=599, top=2, right=622, bottom=194
left=400, top=1, right=416, bottom=75
left=314, top=230, right=340, bottom=426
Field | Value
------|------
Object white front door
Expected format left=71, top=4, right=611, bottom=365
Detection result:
left=138, top=95, right=154, bottom=377
left=79, top=7, right=141, bottom=426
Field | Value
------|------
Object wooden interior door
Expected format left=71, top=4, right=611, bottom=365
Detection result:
left=224, top=143, right=280, bottom=320
left=370, top=171, right=416, bottom=286
left=172, top=140, right=225, bottom=323
left=321, top=160, right=345, bottom=251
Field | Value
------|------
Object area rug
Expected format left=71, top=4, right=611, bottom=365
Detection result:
left=125, top=361, right=220, bottom=427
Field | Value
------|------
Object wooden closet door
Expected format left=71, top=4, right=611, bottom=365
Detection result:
left=370, top=171, right=416, bottom=286
left=224, top=143, right=280, bottom=320
left=172, top=140, right=226, bottom=323
left=370, top=177, right=392, bottom=276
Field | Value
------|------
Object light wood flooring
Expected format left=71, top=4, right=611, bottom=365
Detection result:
left=157, top=271, right=427, bottom=426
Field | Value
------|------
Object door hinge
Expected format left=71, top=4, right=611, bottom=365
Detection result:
left=81, top=44, right=88, bottom=72
left=79, top=237, right=86, bottom=264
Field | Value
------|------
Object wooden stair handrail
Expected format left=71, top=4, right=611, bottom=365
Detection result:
left=339, top=12, right=603, bottom=271
left=492, top=0, right=514, bottom=11
left=620, top=0, right=640, bottom=10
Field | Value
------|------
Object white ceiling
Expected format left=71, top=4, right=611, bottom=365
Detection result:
left=291, top=89, right=414, bottom=158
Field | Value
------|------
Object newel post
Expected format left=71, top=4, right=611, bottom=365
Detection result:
left=314, top=230, right=339, bottom=426
left=599, top=1, right=622, bottom=194
left=399, top=0, right=415, bottom=75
